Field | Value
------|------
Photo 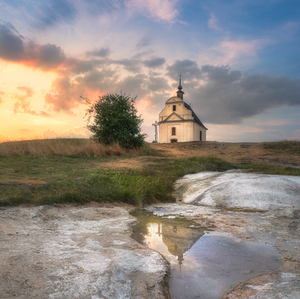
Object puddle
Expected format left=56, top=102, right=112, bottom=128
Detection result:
left=130, top=208, right=283, bottom=299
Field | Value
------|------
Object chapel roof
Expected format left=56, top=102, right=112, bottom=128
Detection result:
left=183, top=102, right=207, bottom=129
left=160, top=77, right=207, bottom=130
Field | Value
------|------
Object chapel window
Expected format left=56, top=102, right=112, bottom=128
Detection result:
left=200, top=131, right=202, bottom=141
left=173, top=105, right=176, bottom=111
left=172, top=127, right=176, bottom=135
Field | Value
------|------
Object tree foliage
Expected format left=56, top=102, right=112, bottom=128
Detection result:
left=85, top=93, right=145, bottom=148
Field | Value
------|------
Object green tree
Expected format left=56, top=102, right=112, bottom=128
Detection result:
left=85, top=93, right=145, bottom=148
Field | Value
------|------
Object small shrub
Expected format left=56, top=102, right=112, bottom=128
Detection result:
left=85, top=93, right=145, bottom=148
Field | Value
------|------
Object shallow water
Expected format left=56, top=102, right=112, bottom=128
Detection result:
left=130, top=208, right=283, bottom=299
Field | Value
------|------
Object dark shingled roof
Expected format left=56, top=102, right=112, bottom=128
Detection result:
left=183, top=102, right=208, bottom=129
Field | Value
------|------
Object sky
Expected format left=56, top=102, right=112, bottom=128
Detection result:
left=0, top=0, right=300, bottom=142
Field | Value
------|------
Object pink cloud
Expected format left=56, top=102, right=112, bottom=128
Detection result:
left=12, top=86, right=34, bottom=114
left=0, top=23, right=66, bottom=72
left=214, top=39, right=266, bottom=63
left=43, top=127, right=91, bottom=139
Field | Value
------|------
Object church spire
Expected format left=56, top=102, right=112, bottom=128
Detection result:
left=176, top=73, right=184, bottom=100
left=178, top=73, right=182, bottom=90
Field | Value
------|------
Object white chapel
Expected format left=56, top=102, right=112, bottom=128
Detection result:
left=158, top=77, right=208, bottom=143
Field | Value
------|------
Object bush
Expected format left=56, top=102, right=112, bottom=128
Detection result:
left=86, top=93, right=145, bottom=148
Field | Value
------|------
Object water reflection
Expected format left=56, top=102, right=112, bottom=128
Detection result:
left=130, top=209, right=208, bottom=267
left=130, top=208, right=282, bottom=299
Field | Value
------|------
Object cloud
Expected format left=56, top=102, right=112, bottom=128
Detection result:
left=44, top=60, right=154, bottom=113
left=126, top=0, right=178, bottom=23
left=143, top=57, right=165, bottom=68
left=256, top=119, right=291, bottom=127
left=117, top=74, right=148, bottom=97
left=146, top=76, right=169, bottom=92
left=111, top=59, right=141, bottom=73
left=181, top=65, right=300, bottom=124
left=82, top=0, right=125, bottom=16
left=132, top=50, right=154, bottom=59
left=0, top=22, right=66, bottom=71
left=201, top=65, right=242, bottom=84
left=45, top=75, right=85, bottom=113
left=43, top=127, right=91, bottom=139
left=44, top=59, right=170, bottom=112
left=166, top=59, right=202, bottom=81
left=136, top=36, right=152, bottom=48
left=86, top=48, right=111, bottom=58
left=38, top=111, right=51, bottom=117
left=208, top=13, right=221, bottom=31
left=65, top=58, right=107, bottom=74
left=44, top=66, right=117, bottom=112
left=6, top=24, right=299, bottom=128
left=43, top=129, right=58, bottom=139
left=13, top=86, right=34, bottom=114
left=45, top=55, right=300, bottom=123
left=34, top=0, right=77, bottom=29
left=11, top=86, right=51, bottom=116
left=212, top=39, right=266, bottom=64
left=0, top=23, right=24, bottom=61
left=31, top=0, right=178, bottom=30
left=33, top=43, right=66, bottom=70
left=0, top=91, right=4, bottom=104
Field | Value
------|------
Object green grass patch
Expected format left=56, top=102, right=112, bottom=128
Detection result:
left=239, top=163, right=300, bottom=176
left=0, top=155, right=236, bottom=207
left=1, top=149, right=299, bottom=207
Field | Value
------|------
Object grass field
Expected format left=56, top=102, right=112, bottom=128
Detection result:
left=0, top=139, right=299, bottom=207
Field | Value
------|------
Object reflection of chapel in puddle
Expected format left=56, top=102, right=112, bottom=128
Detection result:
left=131, top=210, right=206, bottom=266
left=156, top=221, right=205, bottom=265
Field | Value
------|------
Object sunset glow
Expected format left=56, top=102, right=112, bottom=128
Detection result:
left=0, top=0, right=299, bottom=142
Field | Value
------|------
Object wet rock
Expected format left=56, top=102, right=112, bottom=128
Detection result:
left=145, top=201, right=300, bottom=298
left=223, top=263, right=300, bottom=299
left=96, top=249, right=168, bottom=299
left=0, top=206, right=170, bottom=299
left=175, top=170, right=300, bottom=213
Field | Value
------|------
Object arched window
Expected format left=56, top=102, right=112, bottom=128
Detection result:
left=173, top=105, right=176, bottom=111
left=172, top=127, right=176, bottom=135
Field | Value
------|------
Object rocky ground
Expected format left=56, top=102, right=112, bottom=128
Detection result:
left=0, top=204, right=169, bottom=299
left=172, top=170, right=300, bottom=298
left=1, top=141, right=299, bottom=298
left=1, top=170, right=300, bottom=298
left=146, top=199, right=300, bottom=299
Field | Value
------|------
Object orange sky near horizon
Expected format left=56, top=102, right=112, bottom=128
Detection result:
left=1, top=0, right=300, bottom=143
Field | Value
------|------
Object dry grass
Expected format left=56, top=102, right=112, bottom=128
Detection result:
left=0, top=138, right=125, bottom=157
left=150, top=141, right=300, bottom=166
left=0, top=139, right=299, bottom=206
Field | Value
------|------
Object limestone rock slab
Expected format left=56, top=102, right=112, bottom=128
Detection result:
left=0, top=205, right=170, bottom=299
left=175, top=170, right=300, bottom=212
